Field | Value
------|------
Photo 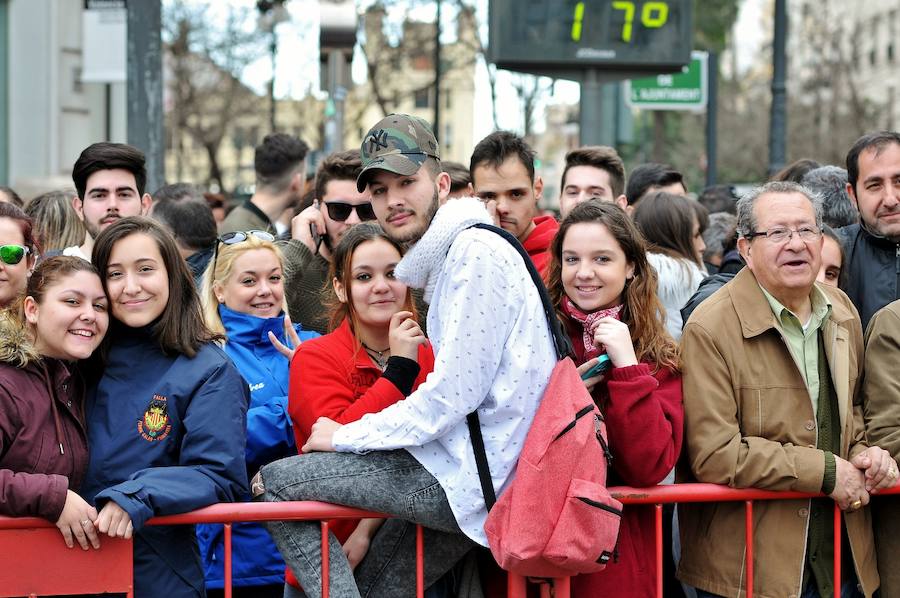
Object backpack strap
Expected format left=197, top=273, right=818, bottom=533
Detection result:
left=465, top=222, right=570, bottom=512
left=467, top=412, right=498, bottom=510
left=470, top=223, right=572, bottom=360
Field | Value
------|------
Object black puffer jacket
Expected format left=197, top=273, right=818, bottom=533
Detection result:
left=837, top=223, right=900, bottom=330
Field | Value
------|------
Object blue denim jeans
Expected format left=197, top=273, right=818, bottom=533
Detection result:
left=260, top=449, right=477, bottom=598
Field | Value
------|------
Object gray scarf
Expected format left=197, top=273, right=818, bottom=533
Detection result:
left=395, top=197, right=492, bottom=303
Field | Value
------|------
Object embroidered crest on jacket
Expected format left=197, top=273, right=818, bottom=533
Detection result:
left=138, top=394, right=172, bottom=442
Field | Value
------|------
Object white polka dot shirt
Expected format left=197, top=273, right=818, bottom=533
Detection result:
left=333, top=227, right=556, bottom=545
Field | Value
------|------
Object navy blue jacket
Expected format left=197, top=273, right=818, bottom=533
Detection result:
left=197, top=305, right=318, bottom=589
left=838, top=222, right=900, bottom=330
left=81, top=325, right=249, bottom=598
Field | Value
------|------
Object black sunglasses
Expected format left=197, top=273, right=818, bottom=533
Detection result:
left=211, top=230, right=276, bottom=275
left=325, top=201, right=377, bottom=222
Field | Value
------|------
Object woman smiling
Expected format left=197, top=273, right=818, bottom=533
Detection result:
left=0, top=257, right=107, bottom=549
left=198, top=230, right=318, bottom=598
left=0, top=203, right=37, bottom=308
left=81, top=217, right=248, bottom=598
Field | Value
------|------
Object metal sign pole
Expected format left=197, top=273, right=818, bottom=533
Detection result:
left=706, top=51, right=718, bottom=187
left=126, top=0, right=164, bottom=194
left=580, top=69, right=603, bottom=146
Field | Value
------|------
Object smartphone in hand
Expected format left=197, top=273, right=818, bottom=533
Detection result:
left=309, top=222, right=324, bottom=255
left=580, top=354, right=612, bottom=380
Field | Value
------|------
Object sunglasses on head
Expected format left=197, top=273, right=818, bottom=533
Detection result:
left=325, top=201, right=377, bottom=222
left=0, top=244, right=30, bottom=265
left=212, top=230, right=276, bottom=274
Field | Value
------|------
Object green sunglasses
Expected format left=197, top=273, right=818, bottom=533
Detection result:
left=0, top=244, right=30, bottom=265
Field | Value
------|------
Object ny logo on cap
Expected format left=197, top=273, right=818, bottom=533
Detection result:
left=366, top=129, right=390, bottom=154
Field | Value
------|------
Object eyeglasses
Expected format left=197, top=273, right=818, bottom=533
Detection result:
left=324, top=201, right=377, bottom=222
left=212, top=230, right=276, bottom=275
left=0, top=244, right=30, bottom=265
left=745, top=226, right=822, bottom=244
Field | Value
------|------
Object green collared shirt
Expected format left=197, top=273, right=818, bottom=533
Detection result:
left=760, top=285, right=833, bottom=414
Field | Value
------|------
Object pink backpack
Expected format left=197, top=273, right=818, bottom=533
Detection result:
left=467, top=224, right=622, bottom=578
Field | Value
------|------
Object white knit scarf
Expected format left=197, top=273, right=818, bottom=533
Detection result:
left=395, top=196, right=492, bottom=303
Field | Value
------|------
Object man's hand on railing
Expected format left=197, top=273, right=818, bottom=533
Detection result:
left=95, top=500, right=134, bottom=539
left=56, top=490, right=100, bottom=550
left=852, top=446, right=900, bottom=494
left=830, top=456, right=870, bottom=511
left=302, top=417, right=341, bottom=453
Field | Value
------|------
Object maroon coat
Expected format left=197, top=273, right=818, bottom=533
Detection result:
left=566, top=324, right=684, bottom=598
left=0, top=358, right=88, bottom=521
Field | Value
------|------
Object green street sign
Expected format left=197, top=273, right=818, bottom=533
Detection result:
left=626, top=50, right=707, bottom=110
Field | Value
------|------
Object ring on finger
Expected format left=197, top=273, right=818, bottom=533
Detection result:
left=80, top=519, right=91, bottom=527
left=849, top=499, right=863, bottom=511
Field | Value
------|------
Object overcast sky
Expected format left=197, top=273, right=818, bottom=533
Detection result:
left=176, top=0, right=769, bottom=143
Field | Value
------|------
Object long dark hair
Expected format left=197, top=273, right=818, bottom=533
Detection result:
left=632, top=191, right=704, bottom=266
left=92, top=216, right=218, bottom=357
left=325, top=222, right=417, bottom=340
left=545, top=200, right=679, bottom=372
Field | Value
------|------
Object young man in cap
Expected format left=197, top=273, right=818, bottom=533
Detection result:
left=254, top=114, right=557, bottom=596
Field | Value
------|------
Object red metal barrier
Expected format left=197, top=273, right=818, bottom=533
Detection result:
left=0, top=522, right=133, bottom=597
left=3, top=484, right=898, bottom=597
left=611, top=483, right=900, bottom=598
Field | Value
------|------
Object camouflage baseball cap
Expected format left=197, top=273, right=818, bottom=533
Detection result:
left=357, top=114, right=440, bottom=192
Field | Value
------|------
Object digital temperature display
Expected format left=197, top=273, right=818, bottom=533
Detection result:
left=489, top=0, right=692, bottom=75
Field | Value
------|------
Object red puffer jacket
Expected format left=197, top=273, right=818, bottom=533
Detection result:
left=285, top=317, right=435, bottom=590
left=0, top=355, right=88, bottom=522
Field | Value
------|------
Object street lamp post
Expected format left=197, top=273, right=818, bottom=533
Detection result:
left=257, top=0, right=290, bottom=133
left=768, top=0, right=788, bottom=176
left=320, top=1, right=357, bottom=154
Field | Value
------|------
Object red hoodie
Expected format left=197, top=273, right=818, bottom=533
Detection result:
left=285, top=317, right=435, bottom=590
left=521, top=215, right=559, bottom=276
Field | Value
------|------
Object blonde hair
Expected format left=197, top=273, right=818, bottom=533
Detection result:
left=200, top=234, right=288, bottom=336
left=24, top=189, right=86, bottom=252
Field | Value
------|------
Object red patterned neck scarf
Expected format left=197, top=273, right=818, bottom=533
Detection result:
left=561, top=297, right=624, bottom=360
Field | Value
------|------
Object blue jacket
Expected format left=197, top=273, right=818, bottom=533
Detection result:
left=197, top=305, right=319, bottom=589
left=81, top=324, right=249, bottom=598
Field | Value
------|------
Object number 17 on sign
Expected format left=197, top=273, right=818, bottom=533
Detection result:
left=571, top=1, right=671, bottom=43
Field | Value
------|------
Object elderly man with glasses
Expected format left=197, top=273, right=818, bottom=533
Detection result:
left=677, top=181, right=896, bottom=598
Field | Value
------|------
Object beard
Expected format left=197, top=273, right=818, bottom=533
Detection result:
left=83, top=218, right=104, bottom=240
left=393, top=185, right=440, bottom=249
left=83, top=212, right=122, bottom=240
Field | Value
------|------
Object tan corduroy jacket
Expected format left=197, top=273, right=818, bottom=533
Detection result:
left=861, top=300, right=900, bottom=598
left=677, top=268, right=877, bottom=598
